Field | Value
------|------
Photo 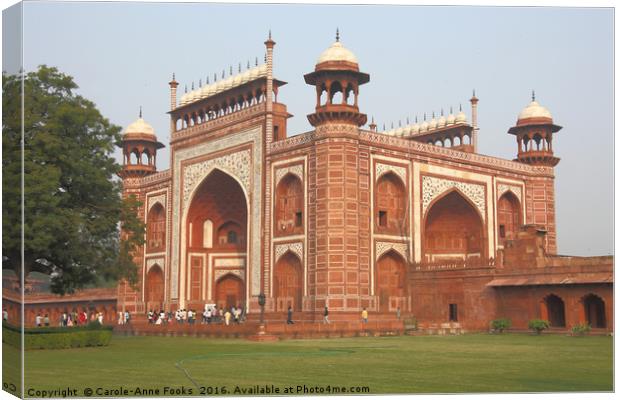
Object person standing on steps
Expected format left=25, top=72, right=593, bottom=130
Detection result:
left=323, top=306, right=330, bottom=324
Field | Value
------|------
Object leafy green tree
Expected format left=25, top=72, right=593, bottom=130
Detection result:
left=2, top=65, right=144, bottom=294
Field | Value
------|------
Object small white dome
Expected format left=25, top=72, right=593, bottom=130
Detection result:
left=447, top=113, right=456, bottom=125
left=438, top=115, right=447, bottom=128
left=420, top=121, right=429, bottom=132
left=518, top=100, right=553, bottom=121
left=455, top=111, right=467, bottom=123
left=411, top=123, right=420, bottom=134
left=317, top=41, right=358, bottom=65
left=179, top=92, right=189, bottom=106
left=429, top=118, right=438, bottom=130
left=125, top=117, right=155, bottom=136
left=249, top=66, right=260, bottom=80
left=395, top=126, right=405, bottom=136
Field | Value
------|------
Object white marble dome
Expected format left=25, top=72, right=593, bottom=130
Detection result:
left=125, top=117, right=155, bottom=136
left=518, top=100, right=553, bottom=121
left=317, top=41, right=358, bottom=65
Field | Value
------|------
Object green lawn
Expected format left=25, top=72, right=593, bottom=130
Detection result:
left=3, top=334, right=613, bottom=396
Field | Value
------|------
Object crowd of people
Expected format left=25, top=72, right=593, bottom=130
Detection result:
left=33, top=310, right=105, bottom=327
left=135, top=305, right=247, bottom=326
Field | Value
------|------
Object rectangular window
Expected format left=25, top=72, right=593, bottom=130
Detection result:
left=449, top=304, right=458, bottom=322
left=274, top=125, right=280, bottom=140
left=499, top=225, right=506, bottom=238
left=378, top=211, right=387, bottom=227
left=295, top=212, right=303, bottom=227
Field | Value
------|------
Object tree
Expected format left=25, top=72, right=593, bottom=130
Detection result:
left=2, top=65, right=144, bottom=294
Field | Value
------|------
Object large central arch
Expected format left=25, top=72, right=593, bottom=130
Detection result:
left=423, top=190, right=485, bottom=262
left=185, top=169, right=248, bottom=308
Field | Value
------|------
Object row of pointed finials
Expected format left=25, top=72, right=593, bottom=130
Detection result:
left=375, top=105, right=469, bottom=137
left=178, top=56, right=268, bottom=106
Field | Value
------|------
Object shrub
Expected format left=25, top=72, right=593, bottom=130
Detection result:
left=528, top=319, right=550, bottom=335
left=571, top=323, right=591, bottom=336
left=490, top=318, right=512, bottom=333
left=2, top=322, right=112, bottom=350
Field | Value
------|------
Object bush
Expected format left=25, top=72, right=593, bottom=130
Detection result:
left=528, top=319, right=550, bottom=335
left=2, top=322, right=112, bottom=350
left=571, top=323, right=591, bottom=336
left=490, top=318, right=512, bottom=333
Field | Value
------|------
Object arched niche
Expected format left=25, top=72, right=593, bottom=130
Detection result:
left=582, top=294, right=606, bottom=328
left=542, top=294, right=566, bottom=327
left=423, top=190, right=485, bottom=262
left=376, top=250, right=407, bottom=313
left=273, top=251, right=303, bottom=312
left=145, top=265, right=164, bottom=311
left=146, top=203, right=166, bottom=253
left=275, top=173, right=304, bottom=236
left=215, top=274, right=244, bottom=310
left=497, top=191, right=521, bottom=243
left=375, top=172, right=407, bottom=235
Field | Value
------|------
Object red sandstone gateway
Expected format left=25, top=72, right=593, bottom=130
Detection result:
left=10, top=31, right=612, bottom=334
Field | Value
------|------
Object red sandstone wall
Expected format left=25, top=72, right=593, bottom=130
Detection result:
left=525, top=177, right=556, bottom=254
left=494, top=284, right=613, bottom=332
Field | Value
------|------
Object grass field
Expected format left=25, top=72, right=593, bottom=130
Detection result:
left=3, top=333, right=613, bottom=396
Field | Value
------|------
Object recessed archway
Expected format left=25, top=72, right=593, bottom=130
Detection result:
left=275, top=174, right=304, bottom=236
left=375, top=172, right=407, bottom=235
left=215, top=274, right=244, bottom=311
left=497, top=191, right=521, bottom=243
left=146, top=203, right=166, bottom=253
left=543, top=294, right=566, bottom=327
left=145, top=265, right=164, bottom=312
left=376, top=250, right=407, bottom=313
left=582, top=294, right=606, bottom=328
left=423, top=190, right=484, bottom=262
left=186, top=169, right=248, bottom=305
left=274, top=252, right=303, bottom=312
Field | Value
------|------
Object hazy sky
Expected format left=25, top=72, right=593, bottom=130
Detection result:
left=3, top=1, right=614, bottom=256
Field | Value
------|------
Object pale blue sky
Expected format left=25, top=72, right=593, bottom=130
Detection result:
left=3, top=2, right=614, bottom=256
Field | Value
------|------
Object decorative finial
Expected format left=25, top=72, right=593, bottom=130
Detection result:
left=264, top=53, right=267, bottom=63
left=255, top=57, right=258, bottom=66
left=269, top=29, right=272, bottom=40
left=398, top=120, right=402, bottom=127
left=423, top=113, right=427, bottom=121
left=172, top=72, right=176, bottom=81
left=450, top=106, right=453, bottom=114
left=473, top=89, right=476, bottom=97
left=459, top=104, right=463, bottom=112
left=191, top=81, right=194, bottom=90
left=184, top=85, right=187, bottom=93
left=336, top=28, right=340, bottom=42
left=406, top=117, right=410, bottom=124
left=441, top=108, right=444, bottom=116
left=238, top=63, right=241, bottom=73
left=391, top=122, right=394, bottom=129
left=382, top=123, right=386, bottom=131
left=139, top=106, right=142, bottom=119
left=198, top=78, right=202, bottom=87
left=206, top=76, right=209, bottom=84
left=532, top=90, right=536, bottom=101
left=371, top=116, right=375, bottom=123
left=432, top=111, right=435, bottom=118
left=415, top=116, right=418, bottom=123
left=229, top=66, right=233, bottom=75
left=247, top=60, right=250, bottom=69
left=214, top=73, right=217, bottom=82
left=222, top=70, right=225, bottom=79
